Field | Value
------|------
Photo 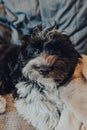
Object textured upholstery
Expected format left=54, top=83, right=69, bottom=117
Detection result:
left=0, top=94, right=35, bottom=130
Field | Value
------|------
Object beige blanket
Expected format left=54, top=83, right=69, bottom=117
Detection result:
left=0, top=94, right=35, bottom=130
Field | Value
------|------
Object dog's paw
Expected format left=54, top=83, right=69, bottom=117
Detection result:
left=0, top=96, right=6, bottom=114
left=13, top=82, right=29, bottom=99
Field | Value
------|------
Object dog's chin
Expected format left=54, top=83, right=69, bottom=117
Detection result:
left=33, top=77, right=57, bottom=90
left=23, top=70, right=57, bottom=89
left=37, top=77, right=57, bottom=88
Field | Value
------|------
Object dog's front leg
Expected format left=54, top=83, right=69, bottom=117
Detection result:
left=55, top=108, right=81, bottom=130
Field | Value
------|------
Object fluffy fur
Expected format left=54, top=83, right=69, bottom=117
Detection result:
left=13, top=26, right=83, bottom=130
left=13, top=79, right=63, bottom=130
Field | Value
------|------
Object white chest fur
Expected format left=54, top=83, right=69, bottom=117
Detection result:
left=14, top=82, right=64, bottom=130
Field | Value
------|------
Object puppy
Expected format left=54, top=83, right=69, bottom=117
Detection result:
left=13, top=26, right=82, bottom=130
left=0, top=16, right=28, bottom=113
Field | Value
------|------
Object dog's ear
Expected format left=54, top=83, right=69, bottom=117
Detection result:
left=45, top=31, right=71, bottom=49
left=45, top=31, right=81, bottom=58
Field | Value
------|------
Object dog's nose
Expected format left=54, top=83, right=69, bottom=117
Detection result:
left=39, top=69, right=49, bottom=76
left=39, top=67, right=51, bottom=76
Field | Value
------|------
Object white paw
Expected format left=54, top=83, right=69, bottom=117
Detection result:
left=0, top=96, right=6, bottom=114
left=15, top=82, right=28, bottom=98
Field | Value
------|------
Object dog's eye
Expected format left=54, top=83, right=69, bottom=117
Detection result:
left=32, top=64, right=40, bottom=69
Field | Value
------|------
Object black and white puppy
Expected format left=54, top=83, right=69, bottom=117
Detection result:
left=13, top=26, right=81, bottom=130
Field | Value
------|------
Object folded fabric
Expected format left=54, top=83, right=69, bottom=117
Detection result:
left=5, top=0, right=87, bottom=54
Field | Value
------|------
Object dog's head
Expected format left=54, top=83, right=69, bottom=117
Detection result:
left=22, top=26, right=82, bottom=88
